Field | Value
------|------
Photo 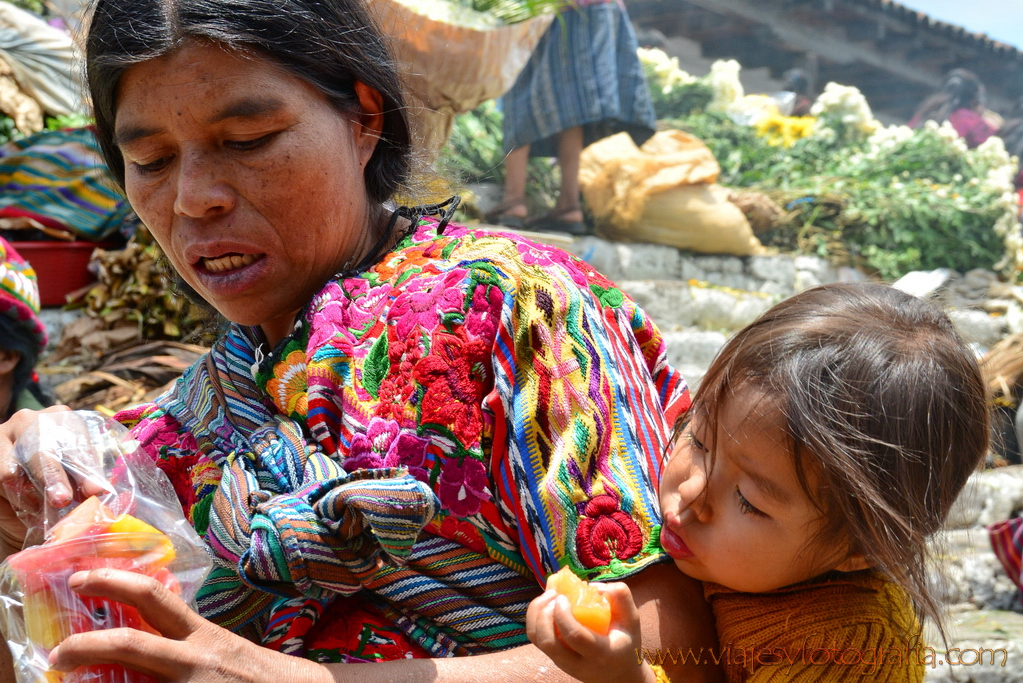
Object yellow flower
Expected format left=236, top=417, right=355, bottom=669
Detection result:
left=266, top=349, right=308, bottom=417
left=754, top=114, right=816, bottom=147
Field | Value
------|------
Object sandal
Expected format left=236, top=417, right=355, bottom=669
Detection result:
left=526, top=206, right=589, bottom=236
left=484, top=198, right=528, bottom=229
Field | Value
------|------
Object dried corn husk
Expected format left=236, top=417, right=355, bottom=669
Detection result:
left=980, top=332, right=1023, bottom=403
left=66, top=226, right=212, bottom=344
left=51, top=340, right=208, bottom=412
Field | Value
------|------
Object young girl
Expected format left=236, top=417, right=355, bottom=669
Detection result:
left=527, top=282, right=989, bottom=682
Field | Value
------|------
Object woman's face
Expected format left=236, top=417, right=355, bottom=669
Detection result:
left=115, top=41, right=383, bottom=345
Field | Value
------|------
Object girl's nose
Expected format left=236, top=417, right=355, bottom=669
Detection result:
left=677, top=457, right=711, bottom=523
left=173, top=151, right=236, bottom=218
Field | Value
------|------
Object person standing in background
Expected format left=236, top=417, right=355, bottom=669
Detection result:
left=909, top=69, right=1000, bottom=149
left=486, top=0, right=656, bottom=235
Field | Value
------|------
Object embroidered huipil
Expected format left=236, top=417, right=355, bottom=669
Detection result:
left=118, top=219, right=688, bottom=663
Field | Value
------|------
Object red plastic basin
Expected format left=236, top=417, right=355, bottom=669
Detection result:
left=11, top=241, right=101, bottom=307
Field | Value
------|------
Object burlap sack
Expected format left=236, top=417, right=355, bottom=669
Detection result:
left=368, top=0, right=554, bottom=152
left=580, top=130, right=763, bottom=256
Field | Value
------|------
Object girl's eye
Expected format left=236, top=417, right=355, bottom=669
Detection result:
left=687, top=432, right=707, bottom=452
left=225, top=133, right=276, bottom=151
left=736, top=488, right=766, bottom=517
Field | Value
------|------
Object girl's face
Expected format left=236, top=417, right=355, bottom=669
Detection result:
left=114, top=41, right=383, bottom=346
left=658, top=390, right=862, bottom=593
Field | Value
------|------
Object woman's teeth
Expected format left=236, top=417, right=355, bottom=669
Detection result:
left=203, top=253, right=258, bottom=273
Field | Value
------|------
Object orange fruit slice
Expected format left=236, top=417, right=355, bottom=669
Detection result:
left=49, top=496, right=116, bottom=543
left=546, top=566, right=611, bottom=635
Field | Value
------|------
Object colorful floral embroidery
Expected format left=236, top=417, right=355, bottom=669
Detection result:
left=121, top=219, right=688, bottom=662
left=265, top=348, right=309, bottom=418
left=575, top=494, right=645, bottom=568
left=438, top=456, right=491, bottom=517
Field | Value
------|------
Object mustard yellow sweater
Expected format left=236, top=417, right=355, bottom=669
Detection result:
left=703, top=571, right=925, bottom=683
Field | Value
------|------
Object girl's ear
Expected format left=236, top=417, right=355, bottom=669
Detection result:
left=833, top=553, right=871, bottom=573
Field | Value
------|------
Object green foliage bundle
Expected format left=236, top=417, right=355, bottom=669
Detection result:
left=463, top=0, right=565, bottom=24
left=668, top=112, right=1017, bottom=279
left=437, top=100, right=561, bottom=212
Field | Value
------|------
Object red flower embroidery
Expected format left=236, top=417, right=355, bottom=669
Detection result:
left=575, top=494, right=644, bottom=568
left=413, top=329, right=489, bottom=446
left=438, top=515, right=487, bottom=554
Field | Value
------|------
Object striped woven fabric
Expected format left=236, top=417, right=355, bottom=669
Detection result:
left=500, top=1, right=655, bottom=156
left=0, top=127, right=134, bottom=240
left=989, top=517, right=1023, bottom=591
left=119, top=218, right=688, bottom=661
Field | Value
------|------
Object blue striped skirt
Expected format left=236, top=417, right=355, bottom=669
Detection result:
left=500, top=2, right=656, bottom=157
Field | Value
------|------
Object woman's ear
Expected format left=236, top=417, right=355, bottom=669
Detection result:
left=0, top=349, right=20, bottom=375
left=833, top=553, right=871, bottom=573
left=352, top=81, right=385, bottom=166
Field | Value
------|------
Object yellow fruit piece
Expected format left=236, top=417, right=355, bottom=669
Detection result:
left=23, top=591, right=67, bottom=650
left=546, top=566, right=611, bottom=635
left=105, top=515, right=176, bottom=567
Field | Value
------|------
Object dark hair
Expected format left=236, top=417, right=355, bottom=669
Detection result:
left=682, top=283, right=988, bottom=637
left=86, top=0, right=413, bottom=204
left=911, top=68, right=986, bottom=126
left=0, top=315, right=48, bottom=417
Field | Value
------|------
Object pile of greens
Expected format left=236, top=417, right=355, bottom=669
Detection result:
left=669, top=111, right=1014, bottom=279
left=437, top=100, right=561, bottom=215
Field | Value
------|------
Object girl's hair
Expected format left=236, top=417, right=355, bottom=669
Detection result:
left=685, top=283, right=988, bottom=635
left=85, top=0, right=413, bottom=204
left=911, top=68, right=986, bottom=126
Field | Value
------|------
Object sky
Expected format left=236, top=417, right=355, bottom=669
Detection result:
left=898, top=1, right=1023, bottom=50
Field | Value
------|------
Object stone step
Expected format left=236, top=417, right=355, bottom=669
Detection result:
left=661, top=329, right=728, bottom=390
left=619, top=279, right=777, bottom=333
left=565, top=235, right=857, bottom=295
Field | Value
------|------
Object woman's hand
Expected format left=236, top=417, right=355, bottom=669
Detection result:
left=49, top=569, right=331, bottom=683
left=0, top=406, right=73, bottom=554
left=526, top=582, right=655, bottom=683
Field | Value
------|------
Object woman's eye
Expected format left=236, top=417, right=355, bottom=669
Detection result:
left=134, top=156, right=172, bottom=176
left=225, top=133, right=276, bottom=151
left=736, top=488, right=766, bottom=517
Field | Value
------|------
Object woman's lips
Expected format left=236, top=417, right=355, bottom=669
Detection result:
left=202, top=252, right=261, bottom=273
left=660, top=524, right=694, bottom=560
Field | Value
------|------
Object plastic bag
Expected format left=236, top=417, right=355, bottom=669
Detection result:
left=0, top=411, right=212, bottom=683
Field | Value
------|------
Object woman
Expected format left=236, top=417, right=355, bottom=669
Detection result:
left=908, top=69, right=998, bottom=149
left=0, top=1, right=720, bottom=681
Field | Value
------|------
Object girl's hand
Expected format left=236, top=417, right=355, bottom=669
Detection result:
left=49, top=568, right=331, bottom=683
left=526, top=582, right=655, bottom=683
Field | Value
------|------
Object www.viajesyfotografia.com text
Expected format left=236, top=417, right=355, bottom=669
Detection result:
left=636, top=636, right=1007, bottom=674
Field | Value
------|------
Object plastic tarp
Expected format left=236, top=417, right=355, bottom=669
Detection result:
left=0, top=2, right=80, bottom=118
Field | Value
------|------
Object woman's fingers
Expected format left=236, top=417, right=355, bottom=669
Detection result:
left=0, top=407, right=73, bottom=548
left=68, top=569, right=202, bottom=641
left=50, top=628, right=189, bottom=681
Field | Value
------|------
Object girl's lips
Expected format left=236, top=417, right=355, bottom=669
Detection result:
left=660, top=524, right=694, bottom=560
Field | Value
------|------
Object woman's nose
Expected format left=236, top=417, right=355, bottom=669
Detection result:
left=173, top=151, right=236, bottom=218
